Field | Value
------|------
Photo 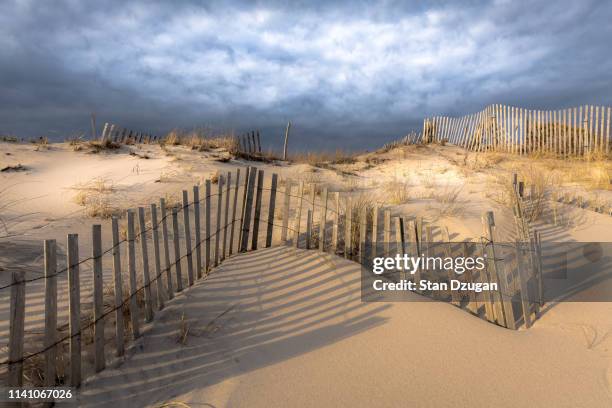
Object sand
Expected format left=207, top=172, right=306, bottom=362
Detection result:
left=1, top=140, right=612, bottom=407
left=78, top=247, right=612, bottom=407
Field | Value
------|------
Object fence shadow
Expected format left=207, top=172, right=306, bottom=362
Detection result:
left=78, top=246, right=390, bottom=407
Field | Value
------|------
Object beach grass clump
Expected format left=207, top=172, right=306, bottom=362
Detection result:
left=72, top=177, right=119, bottom=218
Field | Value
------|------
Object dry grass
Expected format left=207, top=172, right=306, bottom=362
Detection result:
left=31, top=136, right=49, bottom=151
left=72, top=177, right=119, bottom=218
left=176, top=312, right=190, bottom=345
left=343, top=193, right=377, bottom=253
left=161, top=128, right=238, bottom=152
left=210, top=170, right=220, bottom=184
left=289, top=149, right=358, bottom=167
left=381, top=178, right=410, bottom=205
left=430, top=185, right=464, bottom=217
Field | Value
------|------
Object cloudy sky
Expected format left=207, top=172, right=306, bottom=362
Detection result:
left=1, top=0, right=611, bottom=150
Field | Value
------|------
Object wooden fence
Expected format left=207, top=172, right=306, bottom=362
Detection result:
left=2, top=166, right=543, bottom=394
left=381, top=131, right=423, bottom=151
left=423, top=104, right=612, bottom=156
left=100, top=123, right=159, bottom=144
left=235, top=130, right=262, bottom=155
left=98, top=123, right=264, bottom=156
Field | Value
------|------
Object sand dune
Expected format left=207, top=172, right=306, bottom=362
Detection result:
left=2, top=141, right=612, bottom=407
left=78, top=247, right=612, bottom=407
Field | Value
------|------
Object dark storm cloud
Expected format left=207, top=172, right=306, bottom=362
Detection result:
left=1, top=0, right=611, bottom=150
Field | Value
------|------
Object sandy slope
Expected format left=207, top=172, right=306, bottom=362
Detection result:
left=78, top=247, right=612, bottom=407
left=2, top=141, right=612, bottom=406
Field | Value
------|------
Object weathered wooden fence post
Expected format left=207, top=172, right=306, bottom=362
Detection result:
left=266, top=173, right=278, bottom=247
left=305, top=210, right=312, bottom=249
left=441, top=226, right=460, bottom=306
left=181, top=191, right=195, bottom=286
left=229, top=169, right=241, bottom=256
left=371, top=206, right=378, bottom=259
left=8, top=270, right=25, bottom=387
left=293, top=181, right=305, bottom=248
left=394, top=217, right=405, bottom=281
left=251, top=170, right=264, bottom=250
left=222, top=172, right=231, bottom=260
left=240, top=167, right=257, bottom=252
left=205, top=180, right=212, bottom=273
left=110, top=217, right=125, bottom=356
left=138, top=207, right=154, bottom=321
left=44, top=239, right=57, bottom=385
left=67, top=233, right=81, bottom=387
left=483, top=211, right=516, bottom=329
left=283, top=121, right=291, bottom=160
left=238, top=167, right=250, bottom=246
left=319, top=187, right=328, bottom=251
left=150, top=204, right=165, bottom=310
left=214, top=175, right=224, bottom=264
left=359, top=207, right=368, bottom=264
left=281, top=180, right=292, bottom=243
left=126, top=211, right=141, bottom=339
left=383, top=210, right=391, bottom=257
left=193, top=186, right=203, bottom=278
left=515, top=241, right=532, bottom=328
left=159, top=199, right=174, bottom=298
left=332, top=192, right=340, bottom=253
left=92, top=225, right=105, bottom=372
left=171, top=207, right=184, bottom=292
left=345, top=197, right=352, bottom=259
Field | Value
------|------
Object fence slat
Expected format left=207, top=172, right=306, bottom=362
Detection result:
left=483, top=211, right=516, bottom=329
left=238, top=167, right=250, bottom=246
left=138, top=207, right=155, bottom=321
left=241, top=167, right=257, bottom=252
left=281, top=180, right=291, bottom=243
left=359, top=207, right=367, bottom=264
left=151, top=204, right=165, bottom=310
left=306, top=210, right=312, bottom=249
left=205, top=180, right=212, bottom=273
left=607, top=106, right=610, bottom=153
left=111, top=217, right=125, bottom=356
left=371, top=206, right=378, bottom=259
left=394, top=217, right=405, bottom=281
left=8, top=270, right=25, bottom=387
left=214, top=175, right=224, bottom=264
left=222, top=172, right=231, bottom=260
left=127, top=212, right=142, bottom=338
left=441, top=226, right=460, bottom=306
left=383, top=210, right=391, bottom=257
left=332, top=192, right=340, bottom=253
left=181, top=191, right=194, bottom=286
left=67, top=233, right=81, bottom=387
left=92, top=225, right=105, bottom=372
left=193, top=186, right=203, bottom=279
left=44, top=239, right=57, bottom=385
left=319, top=187, right=328, bottom=251
left=406, top=219, right=420, bottom=286
left=515, top=242, right=532, bottom=328
left=171, top=207, right=184, bottom=292
left=229, top=169, right=241, bottom=255
left=345, top=197, right=352, bottom=259
left=294, top=181, right=305, bottom=248
left=266, top=173, right=278, bottom=248
left=159, top=199, right=173, bottom=299
left=309, top=185, right=316, bottom=249
left=251, top=170, right=264, bottom=250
